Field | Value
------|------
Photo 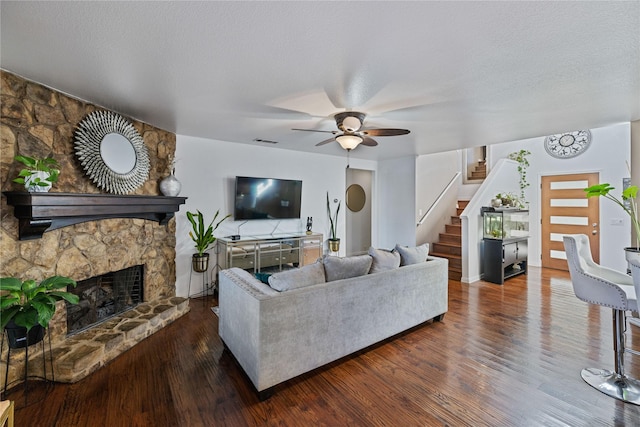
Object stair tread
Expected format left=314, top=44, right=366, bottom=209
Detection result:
left=432, top=241, right=460, bottom=247
left=431, top=251, right=461, bottom=260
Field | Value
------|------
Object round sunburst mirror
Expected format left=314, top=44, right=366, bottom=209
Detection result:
left=74, top=111, right=150, bottom=194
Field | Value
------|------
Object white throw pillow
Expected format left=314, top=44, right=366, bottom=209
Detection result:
left=368, top=247, right=401, bottom=274
left=395, top=243, right=429, bottom=266
left=268, top=261, right=326, bottom=292
left=322, top=254, right=373, bottom=282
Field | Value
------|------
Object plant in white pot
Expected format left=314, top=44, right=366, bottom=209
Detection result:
left=584, top=182, right=640, bottom=260
left=326, top=192, right=341, bottom=253
left=12, top=155, right=60, bottom=192
left=187, top=209, right=231, bottom=272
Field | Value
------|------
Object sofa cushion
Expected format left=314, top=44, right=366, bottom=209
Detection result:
left=323, top=254, right=373, bottom=282
left=395, top=243, right=429, bottom=266
left=268, top=261, right=326, bottom=292
left=368, top=247, right=401, bottom=274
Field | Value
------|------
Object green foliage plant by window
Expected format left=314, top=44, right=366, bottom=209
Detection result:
left=186, top=210, right=231, bottom=256
left=507, top=150, right=531, bottom=202
left=585, top=183, right=640, bottom=246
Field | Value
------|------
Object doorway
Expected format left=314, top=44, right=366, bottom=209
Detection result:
left=346, top=168, right=373, bottom=255
left=541, top=173, right=600, bottom=270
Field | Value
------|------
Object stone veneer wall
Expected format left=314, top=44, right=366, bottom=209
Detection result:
left=0, top=69, right=179, bottom=348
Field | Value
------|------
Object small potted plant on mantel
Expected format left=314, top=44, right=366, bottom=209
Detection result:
left=326, top=192, right=341, bottom=253
left=0, top=275, right=79, bottom=349
left=12, top=155, right=60, bottom=192
left=187, top=210, right=231, bottom=272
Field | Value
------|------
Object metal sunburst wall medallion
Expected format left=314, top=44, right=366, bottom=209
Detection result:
left=74, top=111, right=150, bottom=194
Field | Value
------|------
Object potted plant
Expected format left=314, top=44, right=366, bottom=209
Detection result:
left=326, top=192, right=341, bottom=252
left=12, top=155, right=60, bottom=192
left=584, top=183, right=640, bottom=259
left=0, top=275, right=78, bottom=348
left=495, top=192, right=524, bottom=209
left=186, top=209, right=231, bottom=272
left=507, top=149, right=531, bottom=203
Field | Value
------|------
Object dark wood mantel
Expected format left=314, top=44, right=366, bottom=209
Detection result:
left=2, top=192, right=187, bottom=240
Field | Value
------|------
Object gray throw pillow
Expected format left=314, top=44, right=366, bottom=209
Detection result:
left=323, top=254, right=373, bottom=282
left=395, top=243, right=429, bottom=266
left=268, top=261, right=326, bottom=292
left=368, top=247, right=400, bottom=274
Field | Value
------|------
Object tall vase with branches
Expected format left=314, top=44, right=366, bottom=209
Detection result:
left=326, top=192, right=341, bottom=252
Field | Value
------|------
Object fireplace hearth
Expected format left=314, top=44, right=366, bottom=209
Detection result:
left=67, top=265, right=144, bottom=335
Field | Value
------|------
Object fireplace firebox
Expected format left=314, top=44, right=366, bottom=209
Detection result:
left=66, top=265, right=144, bottom=335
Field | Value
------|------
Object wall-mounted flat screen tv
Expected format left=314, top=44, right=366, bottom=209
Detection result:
left=234, top=176, right=302, bottom=220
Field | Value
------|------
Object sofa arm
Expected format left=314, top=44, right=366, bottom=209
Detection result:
left=218, top=268, right=280, bottom=389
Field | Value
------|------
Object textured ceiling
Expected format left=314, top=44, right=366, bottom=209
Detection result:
left=1, top=1, right=639, bottom=160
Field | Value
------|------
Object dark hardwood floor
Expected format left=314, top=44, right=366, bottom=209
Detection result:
left=8, top=267, right=640, bottom=426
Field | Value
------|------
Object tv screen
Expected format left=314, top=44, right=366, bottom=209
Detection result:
left=234, top=176, right=302, bottom=220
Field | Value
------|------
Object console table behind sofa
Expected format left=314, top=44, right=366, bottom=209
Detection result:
left=218, top=233, right=323, bottom=273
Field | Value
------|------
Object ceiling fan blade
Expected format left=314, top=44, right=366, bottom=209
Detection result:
left=292, top=128, right=338, bottom=134
left=315, top=137, right=336, bottom=146
left=361, top=128, right=410, bottom=136
left=361, top=137, right=378, bottom=147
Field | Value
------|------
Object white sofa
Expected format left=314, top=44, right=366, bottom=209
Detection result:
left=218, top=253, right=449, bottom=399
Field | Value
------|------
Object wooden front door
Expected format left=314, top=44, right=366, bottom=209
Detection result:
left=541, top=173, right=600, bottom=270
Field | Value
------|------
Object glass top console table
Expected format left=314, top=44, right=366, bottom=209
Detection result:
left=217, top=233, right=323, bottom=274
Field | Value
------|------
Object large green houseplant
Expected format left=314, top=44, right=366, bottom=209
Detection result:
left=585, top=182, right=640, bottom=250
left=326, top=192, right=341, bottom=252
left=12, top=155, right=60, bottom=192
left=186, top=209, right=231, bottom=272
left=0, top=275, right=78, bottom=348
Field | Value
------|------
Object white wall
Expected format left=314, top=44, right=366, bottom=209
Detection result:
left=415, top=150, right=461, bottom=246
left=173, top=135, right=377, bottom=297
left=489, top=123, right=631, bottom=272
left=376, top=156, right=416, bottom=249
left=346, top=168, right=373, bottom=255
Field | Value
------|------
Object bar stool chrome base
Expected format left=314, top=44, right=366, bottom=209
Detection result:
left=582, top=368, right=640, bottom=405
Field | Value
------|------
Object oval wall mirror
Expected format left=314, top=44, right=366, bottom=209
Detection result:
left=74, top=111, right=150, bottom=194
left=346, top=184, right=366, bottom=212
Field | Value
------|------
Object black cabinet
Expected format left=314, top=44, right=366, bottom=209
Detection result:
left=482, top=237, right=528, bottom=284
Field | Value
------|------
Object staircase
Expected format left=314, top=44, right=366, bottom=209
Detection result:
left=469, top=160, right=487, bottom=180
left=430, top=200, right=467, bottom=281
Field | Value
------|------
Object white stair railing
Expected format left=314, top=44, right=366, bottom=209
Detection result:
left=417, top=172, right=461, bottom=227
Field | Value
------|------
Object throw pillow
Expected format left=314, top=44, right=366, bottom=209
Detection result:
left=368, top=247, right=401, bottom=274
left=268, top=261, right=326, bottom=292
left=323, top=254, right=373, bottom=282
left=395, top=243, right=429, bottom=266
left=254, top=272, right=272, bottom=284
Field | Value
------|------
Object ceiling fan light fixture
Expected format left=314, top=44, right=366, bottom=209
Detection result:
left=336, top=134, right=363, bottom=150
left=342, top=116, right=362, bottom=132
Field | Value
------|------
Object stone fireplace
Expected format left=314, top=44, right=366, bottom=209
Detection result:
left=0, top=70, right=189, bottom=387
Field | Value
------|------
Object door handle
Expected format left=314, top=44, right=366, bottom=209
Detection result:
left=593, top=223, right=598, bottom=227
left=592, top=230, right=598, bottom=235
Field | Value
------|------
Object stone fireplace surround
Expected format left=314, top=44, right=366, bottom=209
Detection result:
left=0, top=70, right=189, bottom=387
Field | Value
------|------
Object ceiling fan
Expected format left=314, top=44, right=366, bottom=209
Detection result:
left=292, top=112, right=410, bottom=150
